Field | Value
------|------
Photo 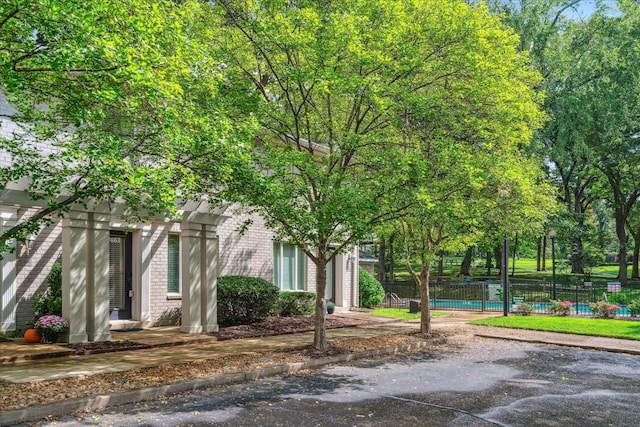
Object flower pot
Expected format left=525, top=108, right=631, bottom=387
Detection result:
left=24, top=328, right=42, bottom=344
left=41, top=331, right=61, bottom=343
left=327, top=305, right=335, bottom=314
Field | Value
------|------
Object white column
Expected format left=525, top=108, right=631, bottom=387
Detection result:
left=133, top=225, right=152, bottom=323
left=201, top=224, right=219, bottom=333
left=86, top=213, right=111, bottom=342
left=0, top=208, right=18, bottom=332
left=335, top=253, right=345, bottom=307
left=62, top=211, right=88, bottom=343
left=180, top=222, right=203, bottom=333
left=352, top=246, right=359, bottom=308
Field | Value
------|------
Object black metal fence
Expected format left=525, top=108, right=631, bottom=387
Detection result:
left=381, top=280, right=640, bottom=316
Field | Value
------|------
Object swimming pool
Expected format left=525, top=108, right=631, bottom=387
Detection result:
left=429, top=299, right=632, bottom=316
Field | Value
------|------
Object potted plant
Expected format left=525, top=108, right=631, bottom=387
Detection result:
left=34, top=314, right=69, bottom=343
left=326, top=302, right=335, bottom=314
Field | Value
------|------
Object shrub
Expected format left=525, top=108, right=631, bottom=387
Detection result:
left=548, top=300, right=573, bottom=316
left=628, top=299, right=640, bottom=317
left=359, top=267, right=385, bottom=308
left=33, top=262, right=63, bottom=318
left=516, top=302, right=534, bottom=316
left=607, top=292, right=629, bottom=306
left=589, top=301, right=620, bottom=319
left=217, top=276, right=279, bottom=326
left=278, top=291, right=316, bottom=316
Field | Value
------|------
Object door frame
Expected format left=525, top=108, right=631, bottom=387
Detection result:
left=109, top=231, right=133, bottom=320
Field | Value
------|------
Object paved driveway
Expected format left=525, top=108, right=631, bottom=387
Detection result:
left=23, top=337, right=640, bottom=426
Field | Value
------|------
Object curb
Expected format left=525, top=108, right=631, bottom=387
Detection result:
left=0, top=339, right=446, bottom=426
left=475, top=333, right=640, bottom=356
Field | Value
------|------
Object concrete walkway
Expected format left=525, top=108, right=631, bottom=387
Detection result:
left=3, top=311, right=640, bottom=425
left=2, top=311, right=640, bottom=384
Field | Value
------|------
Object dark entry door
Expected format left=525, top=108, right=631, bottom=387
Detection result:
left=109, top=231, right=132, bottom=320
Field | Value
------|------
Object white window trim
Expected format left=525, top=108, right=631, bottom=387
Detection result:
left=274, top=242, right=306, bottom=291
left=167, top=233, right=182, bottom=297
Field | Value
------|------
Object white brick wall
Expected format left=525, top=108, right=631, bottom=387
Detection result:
left=217, top=207, right=318, bottom=291
left=13, top=209, right=63, bottom=329
left=147, top=222, right=182, bottom=322
left=1, top=95, right=62, bottom=169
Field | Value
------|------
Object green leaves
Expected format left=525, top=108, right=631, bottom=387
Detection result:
left=1, top=0, right=252, bottom=250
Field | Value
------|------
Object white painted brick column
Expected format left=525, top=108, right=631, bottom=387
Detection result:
left=201, top=224, right=219, bottom=333
left=62, top=211, right=88, bottom=343
left=86, top=213, right=111, bottom=342
left=180, top=222, right=203, bottom=333
left=0, top=208, right=18, bottom=331
left=133, top=225, right=152, bottom=323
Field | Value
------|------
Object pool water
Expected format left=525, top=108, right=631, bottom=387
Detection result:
left=429, top=299, right=632, bottom=316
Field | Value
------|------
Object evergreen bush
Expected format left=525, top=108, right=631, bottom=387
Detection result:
left=278, top=291, right=315, bottom=316
left=217, top=276, right=279, bottom=326
left=33, top=262, right=63, bottom=318
left=358, top=267, right=385, bottom=308
left=628, top=299, right=640, bottom=317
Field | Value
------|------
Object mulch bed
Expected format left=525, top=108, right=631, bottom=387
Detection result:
left=211, top=314, right=373, bottom=341
left=56, top=315, right=372, bottom=355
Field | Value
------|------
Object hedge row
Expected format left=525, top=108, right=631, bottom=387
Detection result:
left=217, top=276, right=316, bottom=326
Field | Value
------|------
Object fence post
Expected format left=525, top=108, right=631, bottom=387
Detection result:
left=482, top=281, right=486, bottom=312
left=502, top=238, right=509, bottom=316
left=575, top=285, right=579, bottom=315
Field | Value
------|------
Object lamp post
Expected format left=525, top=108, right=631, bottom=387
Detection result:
left=549, top=229, right=557, bottom=300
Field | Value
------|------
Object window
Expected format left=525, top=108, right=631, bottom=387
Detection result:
left=273, top=242, right=306, bottom=291
left=167, top=234, right=180, bottom=294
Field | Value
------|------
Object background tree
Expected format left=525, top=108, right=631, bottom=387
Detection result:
left=0, top=0, right=247, bottom=252
left=494, top=0, right=640, bottom=282
left=550, top=1, right=640, bottom=283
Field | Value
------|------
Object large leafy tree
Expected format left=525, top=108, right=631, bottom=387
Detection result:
left=212, top=0, right=415, bottom=349
left=392, top=1, right=550, bottom=334
left=0, top=0, right=246, bottom=252
left=494, top=0, right=605, bottom=275
left=496, top=1, right=640, bottom=282
left=211, top=0, right=548, bottom=343
left=582, top=2, right=640, bottom=284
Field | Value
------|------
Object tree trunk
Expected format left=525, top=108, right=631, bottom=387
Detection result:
left=388, top=234, right=394, bottom=285
left=633, top=236, right=639, bottom=279
left=511, top=233, right=518, bottom=277
left=570, top=237, right=585, bottom=275
left=615, top=214, right=628, bottom=284
left=417, top=264, right=431, bottom=334
left=541, top=236, right=547, bottom=272
left=459, top=246, right=473, bottom=276
left=486, top=251, right=492, bottom=276
left=494, top=245, right=502, bottom=274
left=313, top=257, right=328, bottom=350
left=377, top=237, right=386, bottom=283
left=536, top=237, right=542, bottom=271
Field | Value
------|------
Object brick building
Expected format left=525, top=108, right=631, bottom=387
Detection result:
left=0, top=97, right=359, bottom=341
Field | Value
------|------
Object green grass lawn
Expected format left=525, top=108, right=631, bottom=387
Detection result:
left=370, top=308, right=449, bottom=320
left=471, top=315, right=640, bottom=340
